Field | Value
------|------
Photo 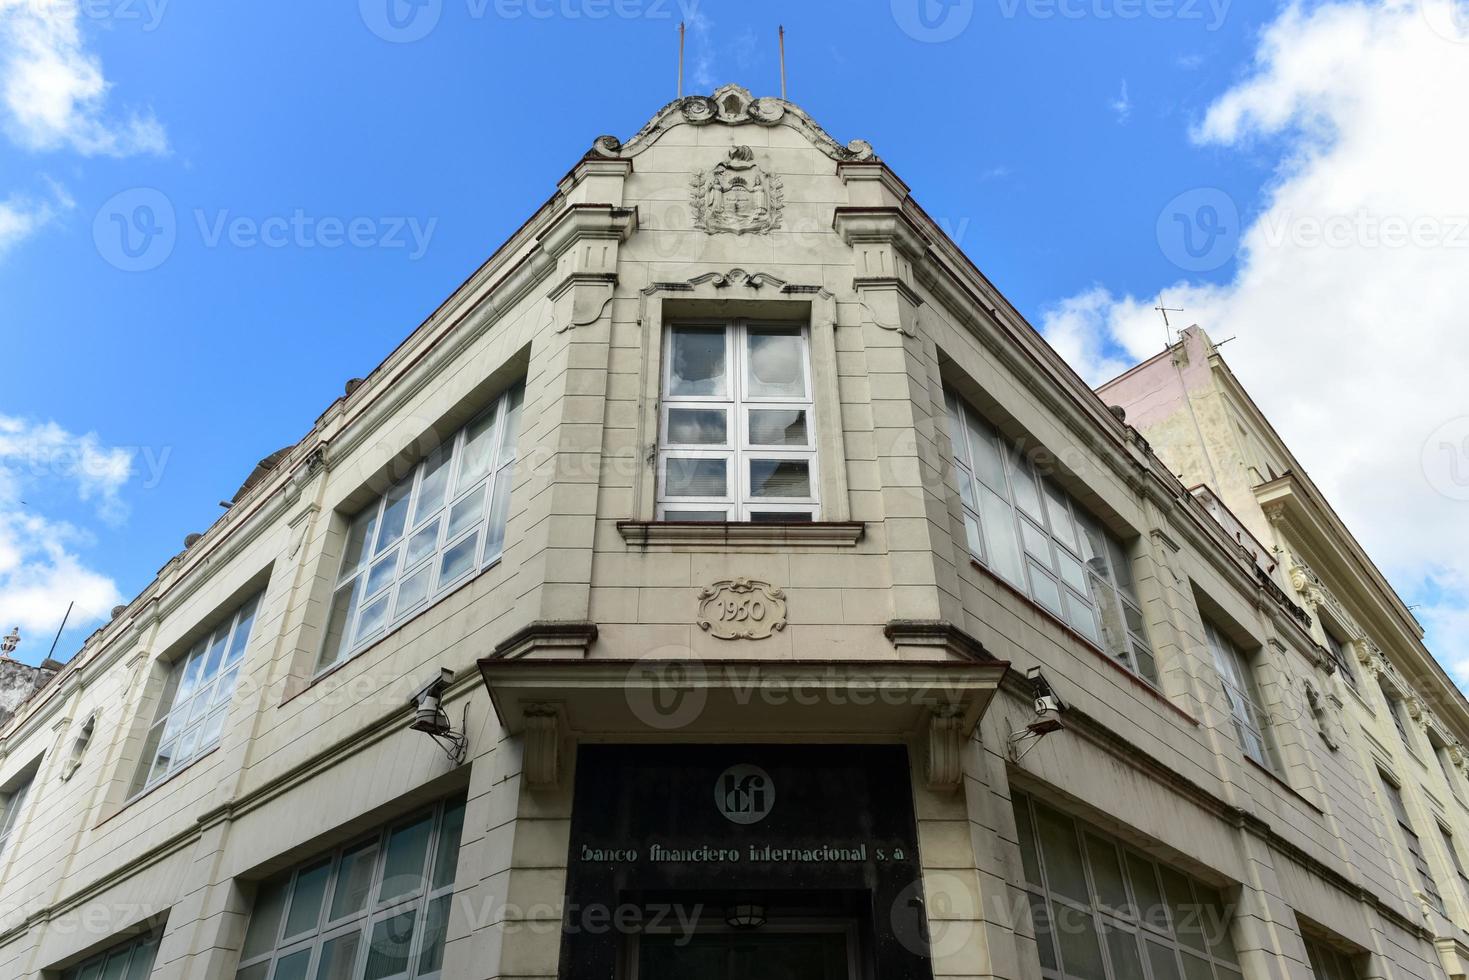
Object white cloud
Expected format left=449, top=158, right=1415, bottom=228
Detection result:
left=1039, top=0, right=1469, bottom=687
left=0, top=176, right=72, bottom=253
left=1109, top=79, right=1132, bottom=123
left=0, top=0, right=167, bottom=156
left=0, top=417, right=132, bottom=659
left=685, top=9, right=716, bottom=91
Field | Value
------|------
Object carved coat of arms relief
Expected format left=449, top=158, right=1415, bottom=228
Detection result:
left=690, top=145, right=785, bottom=236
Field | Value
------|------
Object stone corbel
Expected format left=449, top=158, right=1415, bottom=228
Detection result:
left=926, top=708, right=966, bottom=792
left=522, top=703, right=563, bottom=789
left=538, top=205, right=636, bottom=333
left=549, top=272, right=617, bottom=334
left=833, top=208, right=930, bottom=338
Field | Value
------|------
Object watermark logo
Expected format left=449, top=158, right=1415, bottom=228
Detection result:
left=891, top=0, right=974, bottom=42
left=715, top=763, right=774, bottom=824
left=360, top=0, right=444, bottom=42
left=1157, top=187, right=1239, bottom=272
left=890, top=872, right=977, bottom=959
left=94, top=188, right=177, bottom=273
left=79, top=0, right=169, bottom=31
left=995, top=0, right=1230, bottom=31
left=1423, top=417, right=1469, bottom=501
left=624, top=657, right=708, bottom=731
left=1421, top=0, right=1469, bottom=43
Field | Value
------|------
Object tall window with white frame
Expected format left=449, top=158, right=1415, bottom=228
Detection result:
left=944, top=390, right=1158, bottom=684
left=1322, top=625, right=1356, bottom=688
left=61, top=930, right=161, bottom=980
left=658, top=320, right=819, bottom=522
left=318, top=382, right=523, bottom=672
left=0, top=769, right=34, bottom=858
left=1204, top=620, right=1282, bottom=773
left=1379, top=770, right=1445, bottom=915
left=130, top=592, right=262, bottom=797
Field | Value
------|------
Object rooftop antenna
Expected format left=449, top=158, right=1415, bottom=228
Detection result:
left=1154, top=298, right=1184, bottom=346
left=778, top=25, right=787, bottom=99
left=677, top=21, right=685, bottom=98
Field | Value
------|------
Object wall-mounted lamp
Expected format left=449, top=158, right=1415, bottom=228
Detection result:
left=1008, top=667, right=1067, bottom=762
left=725, top=904, right=766, bottom=929
left=410, top=667, right=467, bottom=764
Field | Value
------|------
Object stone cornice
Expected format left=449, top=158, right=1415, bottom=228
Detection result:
left=616, top=521, right=864, bottom=549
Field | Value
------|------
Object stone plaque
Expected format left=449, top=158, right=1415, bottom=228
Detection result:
left=696, top=578, right=787, bottom=639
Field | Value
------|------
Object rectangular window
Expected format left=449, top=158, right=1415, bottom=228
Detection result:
left=1439, top=822, right=1469, bottom=908
left=1380, top=772, right=1444, bottom=914
left=658, top=321, right=819, bottom=522
left=946, top=391, right=1158, bottom=684
left=130, top=593, right=262, bottom=798
left=1434, top=741, right=1462, bottom=800
left=1304, top=937, right=1358, bottom=980
left=1011, top=790, right=1243, bottom=980
left=319, top=383, right=524, bottom=672
left=235, top=795, right=466, bottom=980
left=1205, top=621, right=1282, bottom=772
left=0, top=771, right=34, bottom=858
left=62, top=930, right=161, bottom=980
left=1322, top=627, right=1355, bottom=687
left=1379, top=680, right=1415, bottom=751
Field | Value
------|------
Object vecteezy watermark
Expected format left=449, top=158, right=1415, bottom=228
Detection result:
left=76, top=0, right=169, bottom=30
left=1256, top=210, right=1469, bottom=250
left=1156, top=187, right=1239, bottom=272
left=1420, top=0, right=1469, bottom=44
left=995, top=0, right=1230, bottom=30
left=360, top=0, right=700, bottom=42
left=94, top=189, right=438, bottom=271
left=1423, top=417, right=1469, bottom=501
left=891, top=0, right=975, bottom=42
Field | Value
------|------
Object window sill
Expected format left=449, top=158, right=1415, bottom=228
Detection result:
left=1244, top=755, right=1323, bottom=814
left=967, top=557, right=1200, bottom=727
left=617, top=520, right=865, bottom=549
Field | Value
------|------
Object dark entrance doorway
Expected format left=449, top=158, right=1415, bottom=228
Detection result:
left=636, top=928, right=852, bottom=980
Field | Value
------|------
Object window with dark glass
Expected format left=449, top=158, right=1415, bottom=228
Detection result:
left=1205, top=621, right=1282, bottom=773
left=1379, top=772, right=1444, bottom=915
left=1304, top=937, right=1358, bottom=980
left=1322, top=626, right=1355, bottom=686
left=945, top=391, right=1157, bottom=684
left=319, top=383, right=523, bottom=672
left=1439, top=822, right=1469, bottom=909
left=1379, top=679, right=1415, bottom=751
left=0, top=769, right=34, bottom=858
left=1012, top=790, right=1243, bottom=980
left=234, top=796, right=465, bottom=980
left=130, top=593, right=262, bottom=797
left=658, top=320, right=819, bottom=522
left=61, top=930, right=161, bottom=980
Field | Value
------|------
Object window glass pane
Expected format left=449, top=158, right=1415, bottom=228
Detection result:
left=1021, top=519, right=1053, bottom=567
left=1010, top=453, right=1044, bottom=519
left=1085, top=834, right=1129, bottom=910
left=446, top=487, right=486, bottom=541
left=123, top=938, right=158, bottom=980
left=340, top=509, right=378, bottom=579
left=1065, top=592, right=1101, bottom=643
left=439, top=533, right=480, bottom=584
left=1028, top=562, right=1063, bottom=615
left=433, top=801, right=466, bottom=890
left=1134, top=645, right=1159, bottom=686
left=669, top=327, right=727, bottom=397
left=99, top=950, right=131, bottom=980
left=315, top=931, right=362, bottom=980
left=331, top=842, right=379, bottom=921
left=236, top=965, right=269, bottom=980
left=745, top=327, right=804, bottom=398
left=418, top=895, right=451, bottom=974
left=1195, top=886, right=1237, bottom=963
left=200, top=706, right=228, bottom=747
left=148, top=738, right=176, bottom=784
left=201, top=629, right=228, bottom=681
left=1146, top=940, right=1183, bottom=980
left=979, top=488, right=1025, bottom=588
left=319, top=578, right=363, bottom=670
left=1181, top=951, right=1215, bottom=980
left=663, top=510, right=728, bottom=522
left=1012, top=798, right=1043, bottom=886
left=1161, top=868, right=1204, bottom=949
left=665, top=457, right=728, bottom=498
left=413, top=446, right=454, bottom=525
left=131, top=724, right=164, bottom=795
left=364, top=910, right=418, bottom=980
left=668, top=408, right=728, bottom=445
left=1107, top=536, right=1136, bottom=595
left=458, top=402, right=502, bottom=491
left=1102, top=924, right=1145, bottom=980
left=1035, top=805, right=1088, bottom=904
left=483, top=465, right=513, bottom=560
left=394, top=566, right=431, bottom=618
left=747, top=409, right=807, bottom=446
left=1043, top=481, right=1078, bottom=550
left=242, top=878, right=289, bottom=960
left=1053, top=905, right=1107, bottom=980
left=380, top=815, right=434, bottom=902
left=227, top=596, right=259, bottom=664
left=353, top=594, right=389, bottom=645
left=404, top=521, right=440, bottom=570
left=1127, top=852, right=1170, bottom=932
left=273, top=948, right=312, bottom=980
left=173, top=727, right=200, bottom=771
left=749, top=510, right=814, bottom=523
left=749, top=459, right=811, bottom=498
left=285, top=860, right=332, bottom=938
left=1057, top=550, right=1088, bottom=594
left=1029, top=894, right=1057, bottom=971
left=963, top=513, right=984, bottom=561
left=364, top=553, right=398, bottom=600
left=375, top=480, right=412, bottom=555
left=966, top=416, right=1007, bottom=493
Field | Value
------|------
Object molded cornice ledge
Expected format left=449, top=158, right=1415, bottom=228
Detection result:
left=490, top=621, right=599, bottom=660
left=836, top=161, right=912, bottom=208
left=536, top=203, right=638, bottom=259
left=883, top=619, right=995, bottom=663
left=831, top=206, right=930, bottom=259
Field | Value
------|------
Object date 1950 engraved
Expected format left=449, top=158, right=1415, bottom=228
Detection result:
left=696, top=578, right=788, bottom=640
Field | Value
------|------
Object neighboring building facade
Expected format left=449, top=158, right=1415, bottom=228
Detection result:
left=0, top=86, right=1463, bottom=980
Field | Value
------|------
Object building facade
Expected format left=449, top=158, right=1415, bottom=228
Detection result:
left=0, top=85, right=1464, bottom=980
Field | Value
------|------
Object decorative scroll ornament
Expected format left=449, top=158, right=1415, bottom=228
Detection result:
left=697, top=578, right=788, bottom=640
left=690, top=146, right=784, bottom=236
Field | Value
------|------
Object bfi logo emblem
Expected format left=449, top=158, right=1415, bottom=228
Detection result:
left=715, top=764, right=775, bottom=825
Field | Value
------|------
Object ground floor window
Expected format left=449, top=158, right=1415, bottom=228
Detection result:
left=62, top=930, right=161, bottom=980
left=235, top=795, right=466, bottom=980
left=1012, top=790, right=1243, bottom=980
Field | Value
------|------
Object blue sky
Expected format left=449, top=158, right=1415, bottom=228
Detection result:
left=4, top=0, right=1468, bottom=686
